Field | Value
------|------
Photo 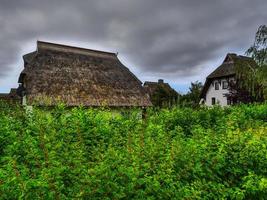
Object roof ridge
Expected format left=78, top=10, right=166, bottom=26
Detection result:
left=37, top=41, right=117, bottom=58
left=226, top=53, right=253, bottom=60
left=144, top=81, right=168, bottom=84
left=237, top=55, right=253, bottom=59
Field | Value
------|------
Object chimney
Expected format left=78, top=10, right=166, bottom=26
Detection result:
left=158, top=79, right=164, bottom=83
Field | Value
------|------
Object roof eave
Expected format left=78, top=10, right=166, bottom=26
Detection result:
left=200, top=74, right=236, bottom=99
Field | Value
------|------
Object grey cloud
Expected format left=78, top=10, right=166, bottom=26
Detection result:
left=0, top=0, right=267, bottom=82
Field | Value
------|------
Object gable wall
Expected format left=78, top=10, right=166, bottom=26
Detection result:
left=205, top=77, right=234, bottom=106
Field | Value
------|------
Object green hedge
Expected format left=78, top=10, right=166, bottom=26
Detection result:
left=0, top=102, right=266, bottom=199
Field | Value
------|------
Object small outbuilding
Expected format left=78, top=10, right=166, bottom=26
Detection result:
left=144, top=79, right=179, bottom=107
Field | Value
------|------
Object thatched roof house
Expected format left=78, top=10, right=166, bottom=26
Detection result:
left=206, top=54, right=256, bottom=79
left=144, top=79, right=179, bottom=107
left=18, top=41, right=151, bottom=107
left=200, top=53, right=257, bottom=106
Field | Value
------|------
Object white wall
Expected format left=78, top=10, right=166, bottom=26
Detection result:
left=205, top=78, right=234, bottom=106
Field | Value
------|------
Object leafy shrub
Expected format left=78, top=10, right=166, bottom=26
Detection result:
left=0, top=101, right=266, bottom=199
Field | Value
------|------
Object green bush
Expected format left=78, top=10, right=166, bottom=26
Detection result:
left=0, top=102, right=266, bottom=199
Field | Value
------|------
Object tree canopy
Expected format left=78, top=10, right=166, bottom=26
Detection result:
left=227, top=25, right=267, bottom=103
left=180, top=81, right=203, bottom=108
left=246, top=25, right=267, bottom=100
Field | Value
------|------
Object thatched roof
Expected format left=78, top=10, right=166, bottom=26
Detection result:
left=18, top=41, right=152, bottom=107
left=144, top=79, right=178, bottom=97
left=200, top=53, right=258, bottom=99
left=0, top=88, right=21, bottom=103
left=207, top=53, right=256, bottom=79
left=144, top=79, right=179, bottom=107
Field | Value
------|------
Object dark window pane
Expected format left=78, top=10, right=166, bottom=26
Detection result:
left=212, top=97, right=216, bottom=105
left=215, top=82, right=219, bottom=90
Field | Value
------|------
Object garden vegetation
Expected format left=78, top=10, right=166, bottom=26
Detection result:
left=0, top=101, right=266, bottom=199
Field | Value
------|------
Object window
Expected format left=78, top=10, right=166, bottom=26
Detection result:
left=215, top=82, right=219, bottom=90
left=212, top=97, right=216, bottom=105
left=222, top=81, right=228, bottom=89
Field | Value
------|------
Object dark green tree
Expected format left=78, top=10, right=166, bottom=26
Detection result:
left=246, top=25, right=267, bottom=65
left=152, top=85, right=179, bottom=108
left=246, top=25, right=267, bottom=100
left=227, top=25, right=267, bottom=103
left=180, top=81, right=203, bottom=108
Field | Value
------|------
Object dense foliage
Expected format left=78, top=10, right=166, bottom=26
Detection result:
left=0, top=102, right=267, bottom=199
left=180, top=81, right=203, bottom=108
left=228, top=24, right=267, bottom=103
left=150, top=85, right=179, bottom=108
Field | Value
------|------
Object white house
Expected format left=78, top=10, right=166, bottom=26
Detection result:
left=200, top=53, right=257, bottom=106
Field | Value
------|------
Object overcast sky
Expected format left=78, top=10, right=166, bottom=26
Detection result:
left=0, top=0, right=266, bottom=93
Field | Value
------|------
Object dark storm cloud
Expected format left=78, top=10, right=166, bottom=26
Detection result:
left=0, top=0, right=266, bottom=79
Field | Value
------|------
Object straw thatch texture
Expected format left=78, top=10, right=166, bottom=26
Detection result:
left=200, top=53, right=258, bottom=99
left=144, top=80, right=179, bottom=107
left=207, top=54, right=257, bottom=79
left=18, top=41, right=152, bottom=107
left=144, top=80, right=178, bottom=98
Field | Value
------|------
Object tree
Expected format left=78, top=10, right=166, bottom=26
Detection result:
left=152, top=85, right=170, bottom=107
left=246, top=25, right=267, bottom=65
left=226, top=25, right=267, bottom=103
left=180, top=81, right=203, bottom=108
left=152, top=85, right=180, bottom=108
left=246, top=25, right=267, bottom=100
